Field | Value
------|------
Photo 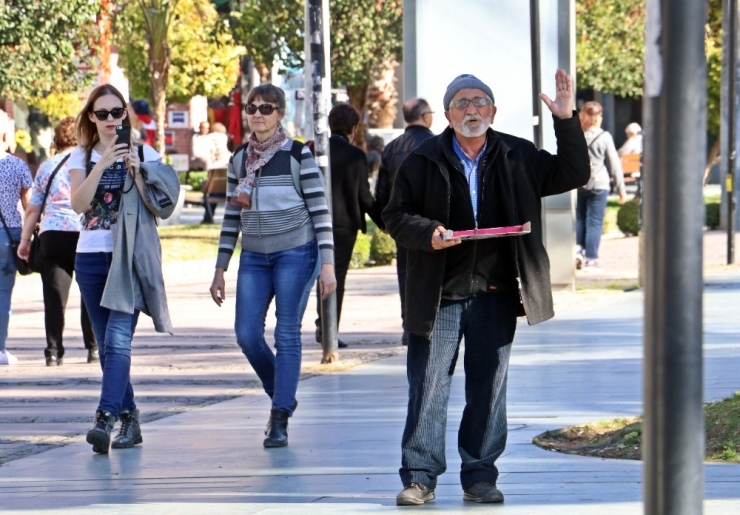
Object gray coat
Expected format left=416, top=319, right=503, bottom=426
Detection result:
left=584, top=127, right=626, bottom=195
left=100, top=161, right=180, bottom=334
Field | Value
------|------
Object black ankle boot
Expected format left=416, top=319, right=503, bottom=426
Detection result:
left=111, top=408, right=143, bottom=449
left=263, top=409, right=290, bottom=448
left=264, top=400, right=298, bottom=436
left=86, top=411, right=116, bottom=454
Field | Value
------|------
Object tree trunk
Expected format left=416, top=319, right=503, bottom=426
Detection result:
left=141, top=0, right=177, bottom=156
left=346, top=82, right=369, bottom=150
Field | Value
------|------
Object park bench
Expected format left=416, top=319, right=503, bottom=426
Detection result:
left=200, top=167, right=228, bottom=223
left=620, top=153, right=642, bottom=185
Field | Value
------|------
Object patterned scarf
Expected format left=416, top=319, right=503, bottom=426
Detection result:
left=233, top=126, right=288, bottom=208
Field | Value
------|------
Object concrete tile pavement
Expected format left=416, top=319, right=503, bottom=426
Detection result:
left=2, top=232, right=740, bottom=513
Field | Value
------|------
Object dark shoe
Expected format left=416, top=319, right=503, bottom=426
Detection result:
left=111, top=408, right=143, bottom=449
left=463, top=482, right=504, bottom=503
left=87, top=349, right=100, bottom=363
left=401, top=331, right=409, bottom=346
left=45, top=355, right=58, bottom=366
left=265, top=400, right=298, bottom=435
left=86, top=411, right=116, bottom=454
left=396, top=483, right=435, bottom=506
left=263, top=409, right=290, bottom=448
left=316, top=328, right=348, bottom=348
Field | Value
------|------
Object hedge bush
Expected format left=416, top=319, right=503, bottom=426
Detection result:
left=617, top=198, right=640, bottom=236
left=370, top=230, right=397, bottom=265
left=705, top=202, right=720, bottom=229
left=178, top=171, right=208, bottom=191
left=350, top=233, right=371, bottom=269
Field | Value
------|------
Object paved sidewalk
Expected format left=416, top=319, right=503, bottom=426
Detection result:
left=1, top=234, right=740, bottom=513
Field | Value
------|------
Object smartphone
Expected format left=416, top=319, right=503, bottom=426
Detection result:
left=115, top=125, right=131, bottom=148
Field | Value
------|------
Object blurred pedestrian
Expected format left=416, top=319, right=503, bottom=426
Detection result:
left=0, top=132, right=33, bottom=366
left=209, top=122, right=231, bottom=169
left=577, top=101, right=626, bottom=269
left=191, top=120, right=212, bottom=170
left=314, top=103, right=384, bottom=348
left=375, top=98, right=435, bottom=346
left=70, top=84, right=177, bottom=454
left=617, top=122, right=643, bottom=156
left=17, top=117, right=98, bottom=366
left=209, top=83, right=336, bottom=448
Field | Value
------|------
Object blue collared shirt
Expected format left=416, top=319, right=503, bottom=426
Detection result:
left=452, top=135, right=487, bottom=222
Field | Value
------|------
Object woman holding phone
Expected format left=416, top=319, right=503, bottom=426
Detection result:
left=68, top=84, right=170, bottom=455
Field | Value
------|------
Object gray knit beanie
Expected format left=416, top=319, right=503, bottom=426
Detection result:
left=443, top=74, right=495, bottom=111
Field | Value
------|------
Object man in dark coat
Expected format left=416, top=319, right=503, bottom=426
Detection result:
left=375, top=98, right=435, bottom=346
left=384, top=70, right=589, bottom=506
left=316, top=103, right=384, bottom=347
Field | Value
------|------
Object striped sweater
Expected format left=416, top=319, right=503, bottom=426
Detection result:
left=215, top=138, right=335, bottom=270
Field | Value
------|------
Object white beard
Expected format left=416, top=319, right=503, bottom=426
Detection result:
left=452, top=113, right=493, bottom=138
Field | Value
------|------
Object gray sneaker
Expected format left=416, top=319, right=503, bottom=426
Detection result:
left=396, top=483, right=435, bottom=506
left=463, top=482, right=504, bottom=503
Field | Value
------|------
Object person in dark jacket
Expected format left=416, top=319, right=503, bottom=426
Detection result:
left=375, top=98, right=435, bottom=346
left=315, top=103, right=384, bottom=348
left=384, top=70, right=589, bottom=506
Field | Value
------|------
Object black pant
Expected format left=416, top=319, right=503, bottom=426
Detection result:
left=316, top=226, right=357, bottom=332
left=39, top=231, right=97, bottom=358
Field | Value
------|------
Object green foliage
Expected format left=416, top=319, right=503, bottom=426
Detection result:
left=350, top=233, right=371, bottom=269
left=370, top=230, right=396, bottom=265
left=617, top=198, right=640, bottom=236
left=706, top=0, right=722, bottom=137
left=226, top=0, right=403, bottom=93
left=0, top=0, right=100, bottom=99
left=28, top=92, right=83, bottom=123
left=329, top=0, right=403, bottom=91
left=576, top=0, right=645, bottom=98
left=705, top=201, right=720, bottom=229
left=228, top=0, right=304, bottom=76
left=178, top=171, right=208, bottom=190
left=576, top=0, right=722, bottom=137
left=115, top=0, right=243, bottom=104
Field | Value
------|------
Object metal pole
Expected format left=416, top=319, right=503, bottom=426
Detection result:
left=722, top=0, right=738, bottom=264
left=306, top=0, right=338, bottom=363
left=529, top=0, right=543, bottom=148
left=642, top=0, right=705, bottom=514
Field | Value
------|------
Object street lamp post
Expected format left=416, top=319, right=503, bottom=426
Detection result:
left=642, top=1, right=706, bottom=514
left=305, top=0, right=338, bottom=364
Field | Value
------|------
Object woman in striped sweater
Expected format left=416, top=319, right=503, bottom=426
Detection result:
left=209, top=84, right=336, bottom=448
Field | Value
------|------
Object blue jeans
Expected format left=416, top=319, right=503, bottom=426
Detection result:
left=0, top=227, right=21, bottom=352
left=75, top=252, right=139, bottom=417
left=235, top=240, right=319, bottom=413
left=400, top=291, right=518, bottom=490
left=576, top=188, right=609, bottom=260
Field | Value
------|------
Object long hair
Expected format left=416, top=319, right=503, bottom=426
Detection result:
left=75, top=84, right=130, bottom=159
left=579, top=101, right=603, bottom=132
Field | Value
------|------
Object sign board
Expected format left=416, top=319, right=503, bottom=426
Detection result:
left=164, top=131, right=175, bottom=149
left=167, top=111, right=189, bottom=128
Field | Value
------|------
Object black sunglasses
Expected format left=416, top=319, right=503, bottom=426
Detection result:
left=245, top=103, right=280, bottom=116
left=91, top=107, right=126, bottom=121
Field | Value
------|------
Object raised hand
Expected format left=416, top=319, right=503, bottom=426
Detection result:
left=539, top=68, right=575, bottom=119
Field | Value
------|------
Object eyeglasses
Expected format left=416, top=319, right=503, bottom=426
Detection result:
left=422, top=111, right=435, bottom=116
left=245, top=103, right=280, bottom=116
left=450, top=97, right=491, bottom=110
left=91, top=107, right=126, bottom=121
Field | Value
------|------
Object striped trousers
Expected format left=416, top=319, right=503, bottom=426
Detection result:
left=400, top=291, right=518, bottom=490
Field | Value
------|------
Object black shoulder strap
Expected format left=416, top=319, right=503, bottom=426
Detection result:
left=138, top=144, right=145, bottom=162
left=38, top=153, right=71, bottom=218
left=587, top=130, right=606, bottom=149
left=290, top=139, right=304, bottom=161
